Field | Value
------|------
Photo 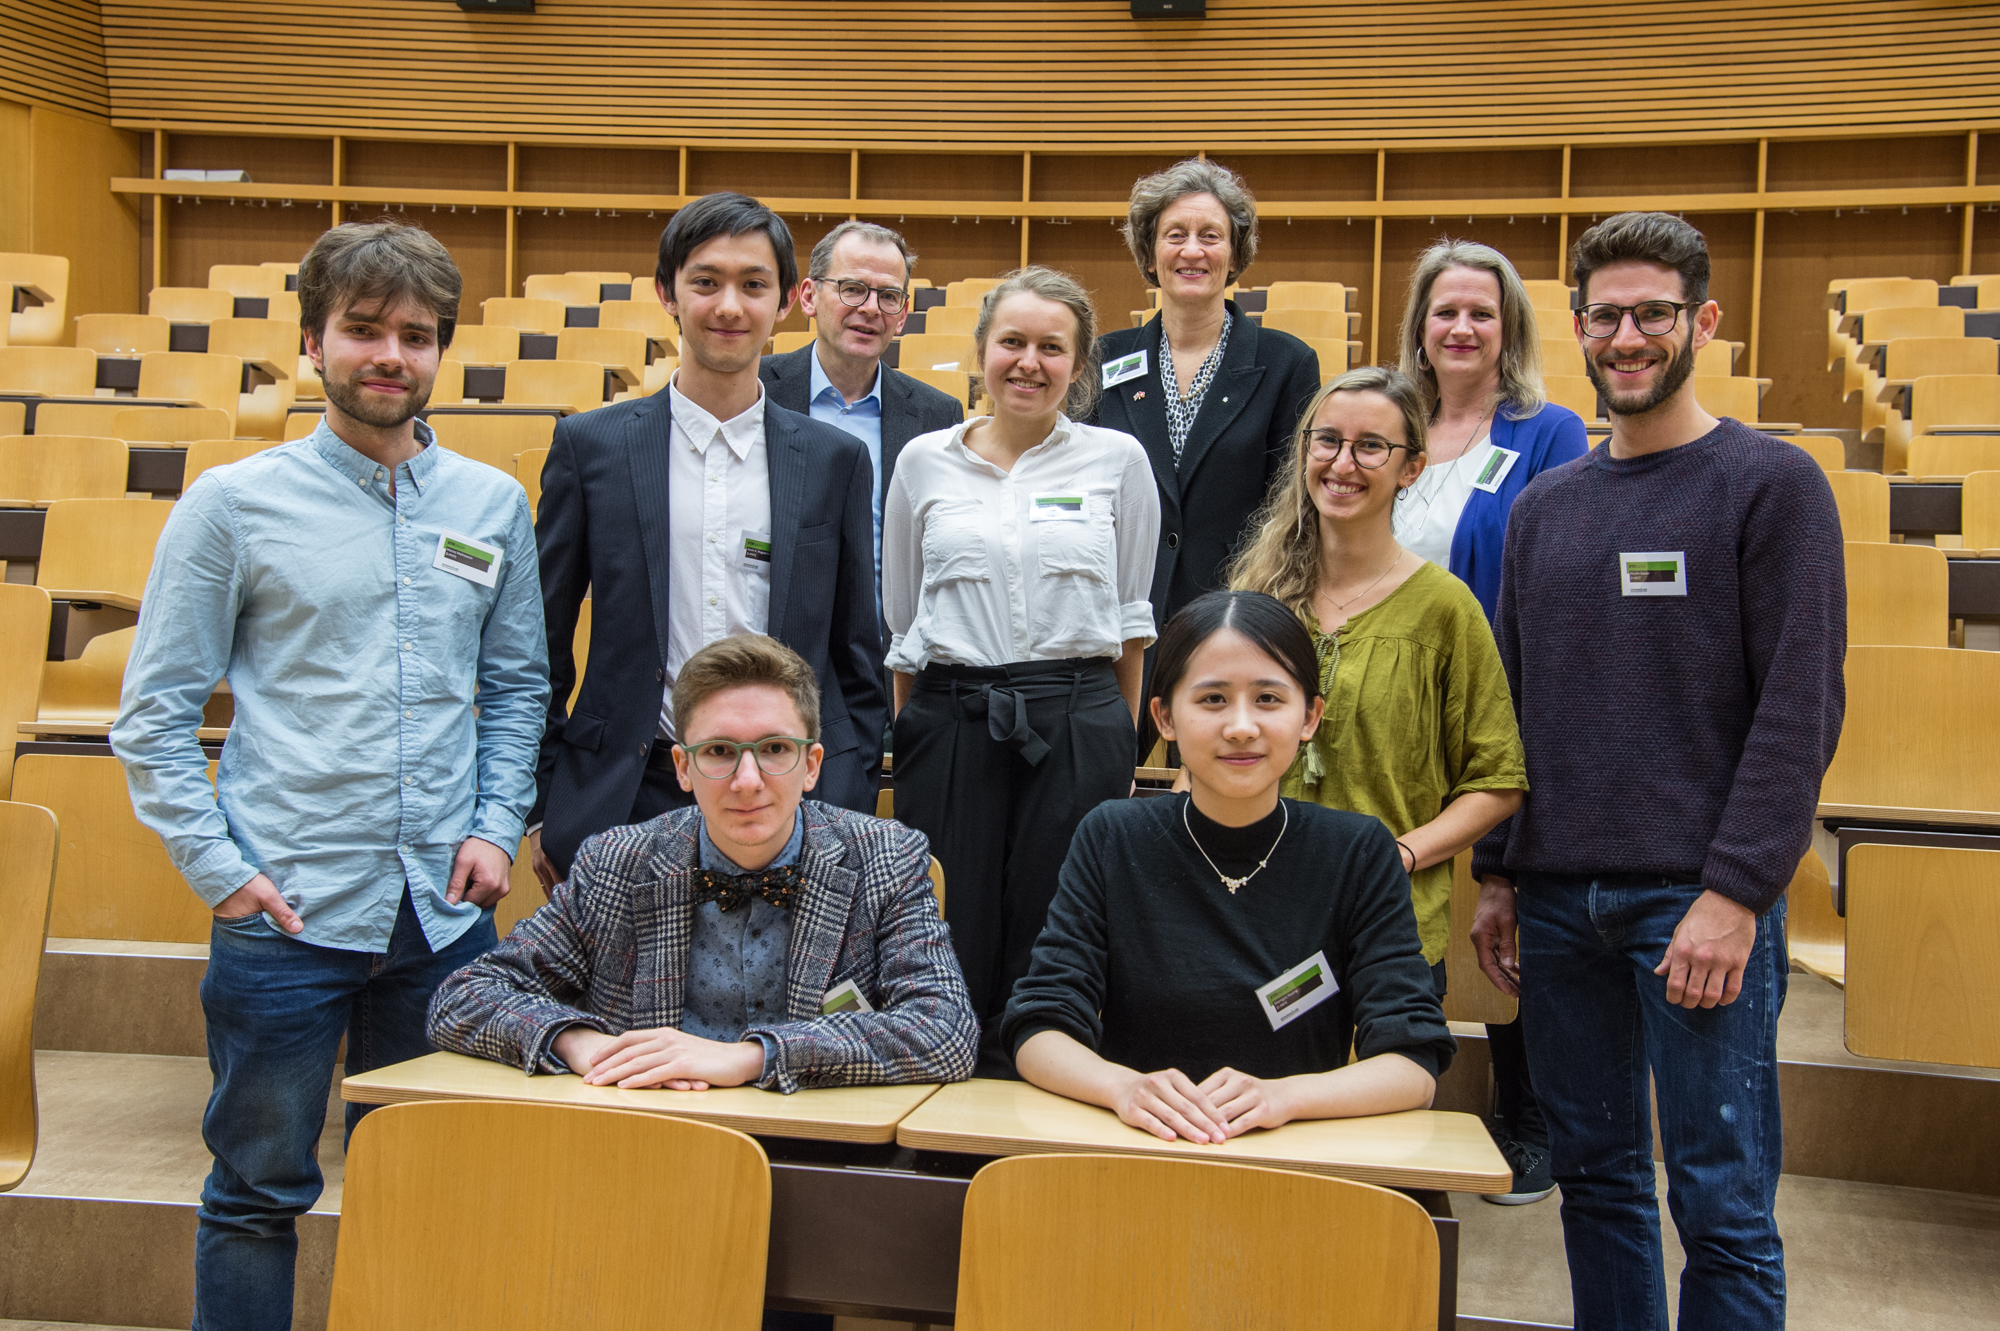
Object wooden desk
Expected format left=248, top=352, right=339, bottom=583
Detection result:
left=18, top=720, right=228, bottom=742
left=340, top=1050, right=939, bottom=1145
left=1817, top=804, right=2000, bottom=913
left=895, top=1077, right=1511, bottom=1195
left=1, top=394, right=198, bottom=433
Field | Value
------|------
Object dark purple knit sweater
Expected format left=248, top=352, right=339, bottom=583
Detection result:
left=1470, top=419, right=1846, bottom=914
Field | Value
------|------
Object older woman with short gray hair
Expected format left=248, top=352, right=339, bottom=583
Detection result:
left=1093, top=157, right=1323, bottom=760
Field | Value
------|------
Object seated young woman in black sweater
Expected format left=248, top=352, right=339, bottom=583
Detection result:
left=1002, top=589, right=1454, bottom=1143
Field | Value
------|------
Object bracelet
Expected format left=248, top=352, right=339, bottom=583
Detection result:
left=1395, top=840, right=1416, bottom=872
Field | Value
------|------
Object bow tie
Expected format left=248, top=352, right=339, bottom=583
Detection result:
left=690, top=864, right=806, bottom=913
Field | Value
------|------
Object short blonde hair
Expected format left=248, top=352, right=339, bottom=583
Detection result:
left=671, top=634, right=821, bottom=742
left=1397, top=239, right=1548, bottom=420
left=973, top=266, right=1102, bottom=419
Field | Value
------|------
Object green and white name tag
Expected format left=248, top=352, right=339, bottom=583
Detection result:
left=742, top=529, right=773, bottom=568
left=1468, top=446, right=1520, bottom=494
left=1031, top=493, right=1087, bottom=522
left=1101, top=349, right=1148, bottom=388
left=432, top=529, right=502, bottom=587
left=820, top=979, right=874, bottom=1015
left=1255, top=950, right=1338, bottom=1031
left=1619, top=550, right=1688, bottom=597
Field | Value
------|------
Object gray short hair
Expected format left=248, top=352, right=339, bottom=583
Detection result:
left=1397, top=239, right=1548, bottom=420
left=808, top=221, right=916, bottom=283
left=298, top=220, right=461, bottom=346
left=972, top=266, right=1102, bottom=420
left=1122, top=159, right=1259, bottom=287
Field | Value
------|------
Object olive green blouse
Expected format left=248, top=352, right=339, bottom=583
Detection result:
left=1281, top=560, right=1528, bottom=965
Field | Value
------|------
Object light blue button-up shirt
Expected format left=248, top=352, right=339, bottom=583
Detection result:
left=112, top=420, right=550, bottom=953
left=807, top=345, right=886, bottom=583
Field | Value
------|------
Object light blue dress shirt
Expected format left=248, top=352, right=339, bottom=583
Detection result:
left=683, top=814, right=804, bottom=1074
left=807, top=346, right=886, bottom=584
left=112, top=420, right=550, bottom=953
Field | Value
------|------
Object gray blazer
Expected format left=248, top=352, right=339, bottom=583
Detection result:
left=759, top=344, right=966, bottom=504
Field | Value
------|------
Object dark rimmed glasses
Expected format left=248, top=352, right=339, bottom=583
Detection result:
left=817, top=277, right=908, bottom=315
left=1577, top=301, right=1695, bottom=339
left=1304, top=431, right=1414, bottom=469
left=679, top=736, right=813, bottom=780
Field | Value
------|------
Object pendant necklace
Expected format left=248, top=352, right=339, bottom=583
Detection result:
left=1323, top=548, right=1404, bottom=619
left=1183, top=797, right=1289, bottom=894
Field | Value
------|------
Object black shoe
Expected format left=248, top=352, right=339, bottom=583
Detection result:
left=1483, top=1137, right=1556, bottom=1205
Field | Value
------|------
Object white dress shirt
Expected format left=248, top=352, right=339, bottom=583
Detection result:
left=1393, top=433, right=1494, bottom=569
left=883, top=415, right=1160, bottom=672
left=663, top=375, right=773, bottom=737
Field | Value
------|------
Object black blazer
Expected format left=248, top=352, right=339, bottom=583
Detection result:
left=759, top=346, right=966, bottom=506
left=1092, top=303, right=1322, bottom=627
left=531, top=387, right=889, bottom=875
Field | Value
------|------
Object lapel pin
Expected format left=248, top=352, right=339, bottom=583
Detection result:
left=1133, top=390, right=1146, bottom=400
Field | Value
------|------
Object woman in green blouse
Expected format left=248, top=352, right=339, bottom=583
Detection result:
left=1229, top=365, right=1526, bottom=976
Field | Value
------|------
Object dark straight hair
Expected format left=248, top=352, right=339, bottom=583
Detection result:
left=1148, top=590, right=1322, bottom=718
left=297, top=220, right=461, bottom=347
left=1571, top=210, right=1711, bottom=306
left=655, top=192, right=799, bottom=301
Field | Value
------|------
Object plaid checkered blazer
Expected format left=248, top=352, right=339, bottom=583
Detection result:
left=426, top=801, right=978, bottom=1092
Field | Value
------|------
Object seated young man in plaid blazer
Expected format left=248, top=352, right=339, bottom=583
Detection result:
left=428, top=633, right=977, bottom=1093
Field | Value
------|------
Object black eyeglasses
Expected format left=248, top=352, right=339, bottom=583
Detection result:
left=1577, top=301, right=1695, bottom=339
left=817, top=277, right=908, bottom=315
left=1304, top=431, right=1413, bottom=469
left=678, top=736, right=812, bottom=780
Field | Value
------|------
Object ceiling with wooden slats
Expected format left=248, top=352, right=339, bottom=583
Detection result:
left=93, top=0, right=2000, bottom=150
left=3, top=0, right=112, bottom=120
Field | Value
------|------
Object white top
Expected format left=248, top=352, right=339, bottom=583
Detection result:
left=1393, top=434, right=1494, bottom=569
left=662, top=375, right=774, bottom=738
left=883, top=415, right=1161, bottom=672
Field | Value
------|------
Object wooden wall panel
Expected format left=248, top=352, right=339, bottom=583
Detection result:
left=1032, top=219, right=1146, bottom=342
left=1033, top=154, right=1186, bottom=204
left=891, top=216, right=1023, bottom=289
left=0, top=99, right=33, bottom=255
left=1210, top=153, right=1377, bottom=204
left=514, top=210, right=658, bottom=294
left=167, top=132, right=331, bottom=186
left=345, top=139, right=506, bottom=193
left=859, top=152, right=1021, bottom=203
left=516, top=145, right=676, bottom=195
left=1384, top=149, right=1565, bottom=202
left=1569, top=142, right=1762, bottom=198
left=687, top=150, right=847, bottom=200
left=1, top=0, right=109, bottom=120
left=162, top=197, right=326, bottom=288
left=28, top=105, right=144, bottom=330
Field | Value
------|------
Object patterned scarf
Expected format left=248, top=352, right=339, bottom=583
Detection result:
left=1160, top=313, right=1233, bottom=464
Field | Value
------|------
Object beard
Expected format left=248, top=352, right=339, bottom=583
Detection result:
left=1583, top=327, right=1697, bottom=418
left=323, top=367, right=431, bottom=429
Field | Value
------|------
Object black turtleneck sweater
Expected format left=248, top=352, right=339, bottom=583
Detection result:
left=1001, top=795, right=1454, bottom=1082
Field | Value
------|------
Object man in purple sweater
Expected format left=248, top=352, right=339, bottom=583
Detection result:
left=1469, top=212, right=1844, bottom=1331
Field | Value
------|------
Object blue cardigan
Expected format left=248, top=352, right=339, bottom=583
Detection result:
left=1448, top=402, right=1591, bottom=619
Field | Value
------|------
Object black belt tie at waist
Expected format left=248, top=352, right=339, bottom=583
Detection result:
left=917, top=658, right=1116, bottom=767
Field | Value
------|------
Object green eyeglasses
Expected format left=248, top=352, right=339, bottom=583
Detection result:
left=678, top=736, right=813, bottom=780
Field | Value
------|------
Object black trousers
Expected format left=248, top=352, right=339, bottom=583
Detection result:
left=1487, top=1014, right=1548, bottom=1148
left=894, top=657, right=1134, bottom=1076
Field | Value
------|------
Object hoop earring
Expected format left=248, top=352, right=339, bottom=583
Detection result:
left=1395, top=484, right=1412, bottom=502
left=1417, top=347, right=1432, bottom=372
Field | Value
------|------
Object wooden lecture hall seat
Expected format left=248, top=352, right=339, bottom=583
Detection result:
left=111, top=406, right=234, bottom=444
left=0, top=435, right=129, bottom=504
left=952, top=1153, right=1436, bottom=1329
left=1962, top=470, right=2000, bottom=549
left=480, top=298, right=567, bottom=335
left=554, top=326, right=648, bottom=385
left=0, top=254, right=69, bottom=347
left=1843, top=542, right=1948, bottom=648
left=1823, top=470, right=1890, bottom=542
left=205, top=319, right=301, bottom=439
left=0, top=586, right=53, bottom=800
left=516, top=446, right=550, bottom=514
left=923, top=305, right=982, bottom=337
left=74, top=313, right=172, bottom=355
left=36, top=626, right=137, bottom=729
left=503, top=359, right=606, bottom=415
left=427, top=413, right=557, bottom=474
left=146, top=286, right=236, bottom=324
left=1265, top=280, right=1350, bottom=311
left=327, top=1102, right=769, bottom=1330
left=898, top=333, right=976, bottom=371
left=1905, top=434, right=2000, bottom=479
left=1545, top=374, right=1600, bottom=420
left=137, top=352, right=244, bottom=434
left=1262, top=307, right=1349, bottom=342
left=1843, top=844, right=2000, bottom=1070
left=0, top=802, right=60, bottom=1193
left=207, top=264, right=288, bottom=298
left=35, top=497, right=177, bottom=612
left=442, top=324, right=520, bottom=365
left=597, top=298, right=675, bottom=344
left=521, top=272, right=604, bottom=306
left=1791, top=435, right=1845, bottom=470
left=1822, top=645, right=2000, bottom=827
left=770, top=330, right=814, bottom=354
left=0, top=346, right=97, bottom=397
left=1541, top=338, right=1587, bottom=377
left=183, top=438, right=277, bottom=488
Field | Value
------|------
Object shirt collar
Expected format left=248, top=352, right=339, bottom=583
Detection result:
left=809, top=343, right=883, bottom=411
left=697, top=810, right=805, bottom=874
left=945, top=412, right=1074, bottom=470
left=309, top=416, right=439, bottom=493
left=670, top=371, right=767, bottom=461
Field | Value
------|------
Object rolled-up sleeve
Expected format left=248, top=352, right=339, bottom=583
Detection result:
left=110, top=480, right=256, bottom=904
left=1113, top=441, right=1161, bottom=646
left=467, top=491, right=550, bottom=855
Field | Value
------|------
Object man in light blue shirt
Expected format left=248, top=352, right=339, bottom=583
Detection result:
left=807, top=346, right=886, bottom=579
left=112, top=221, right=548, bottom=1331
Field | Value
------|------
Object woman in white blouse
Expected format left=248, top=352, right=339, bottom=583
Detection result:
left=883, top=265, right=1160, bottom=1074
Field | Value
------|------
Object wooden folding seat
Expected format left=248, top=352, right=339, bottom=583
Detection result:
left=426, top=357, right=464, bottom=408
left=1443, top=853, right=1514, bottom=1024
left=1540, top=337, right=1586, bottom=377
left=503, top=360, right=606, bottom=414
left=1297, top=336, right=1354, bottom=384
left=923, top=305, right=981, bottom=337
left=74, top=314, right=171, bottom=356
left=36, top=497, right=177, bottom=611
left=30, top=402, right=127, bottom=436
left=944, top=277, right=1003, bottom=308
left=1786, top=848, right=1844, bottom=987
left=598, top=295, right=674, bottom=337
left=109, top=406, right=234, bottom=444
left=1790, top=435, right=1845, bottom=471
left=1845, top=307, right=1965, bottom=420
left=1905, top=434, right=2000, bottom=479
left=1823, top=470, right=1890, bottom=542
left=1691, top=375, right=1761, bottom=422
left=553, top=327, right=648, bottom=386
left=1520, top=279, right=1575, bottom=314
left=1264, top=280, right=1349, bottom=313
left=0, top=254, right=69, bottom=347
left=1844, top=844, right=2000, bottom=1069
left=900, top=367, right=972, bottom=407
left=284, top=412, right=321, bottom=441
left=207, top=264, right=288, bottom=298
left=770, top=330, right=815, bottom=355
left=328, top=1102, right=769, bottom=1331
left=0, top=801, right=60, bottom=1192
left=480, top=298, right=567, bottom=334
left=1693, top=339, right=1738, bottom=376
left=1844, top=541, right=1948, bottom=647
left=1960, top=470, right=2000, bottom=550
left=899, top=333, right=978, bottom=372
left=137, top=352, right=243, bottom=433
left=205, top=319, right=299, bottom=440
left=261, top=260, right=299, bottom=277
left=147, top=287, right=236, bottom=323
left=0, top=435, right=129, bottom=503
left=1835, top=276, right=1940, bottom=312
left=0, top=346, right=97, bottom=396
left=36, top=624, right=135, bottom=727
left=427, top=413, right=555, bottom=476
left=1909, top=375, right=2000, bottom=436
left=516, top=447, right=550, bottom=516
left=954, top=1154, right=1436, bottom=1330
left=1881, top=336, right=1993, bottom=382
left=1544, top=375, right=1599, bottom=420
left=565, top=270, right=632, bottom=287
left=1822, top=644, right=2000, bottom=822
left=184, top=438, right=278, bottom=488
left=1262, top=308, right=1347, bottom=342
left=0, top=586, right=53, bottom=799
left=442, top=324, right=520, bottom=365
left=0, top=403, right=20, bottom=436
left=522, top=273, right=603, bottom=306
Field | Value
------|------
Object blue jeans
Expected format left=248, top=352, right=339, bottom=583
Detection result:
left=1517, top=875, right=1787, bottom=1331
left=193, top=890, right=495, bottom=1331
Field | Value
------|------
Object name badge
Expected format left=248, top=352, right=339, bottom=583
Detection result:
left=1031, top=493, right=1088, bottom=522
left=1619, top=550, right=1688, bottom=597
left=742, top=530, right=773, bottom=568
left=1102, top=349, right=1148, bottom=388
left=1469, top=446, right=1520, bottom=494
left=820, top=979, right=874, bottom=1015
left=432, top=530, right=502, bottom=587
left=1254, top=950, right=1338, bottom=1031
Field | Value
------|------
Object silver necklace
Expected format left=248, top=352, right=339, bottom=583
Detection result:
left=1183, top=797, right=1289, bottom=895
left=1323, top=548, right=1404, bottom=617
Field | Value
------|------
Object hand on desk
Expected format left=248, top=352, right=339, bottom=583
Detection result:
left=1112, top=1067, right=1232, bottom=1144
left=554, top=1024, right=765, bottom=1091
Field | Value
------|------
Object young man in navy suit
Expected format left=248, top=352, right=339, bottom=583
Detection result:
left=529, top=193, right=887, bottom=885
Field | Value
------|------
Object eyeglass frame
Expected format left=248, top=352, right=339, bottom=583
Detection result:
left=1575, top=300, right=1699, bottom=339
left=813, top=276, right=909, bottom=315
left=1303, top=430, right=1419, bottom=469
left=676, top=735, right=818, bottom=781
